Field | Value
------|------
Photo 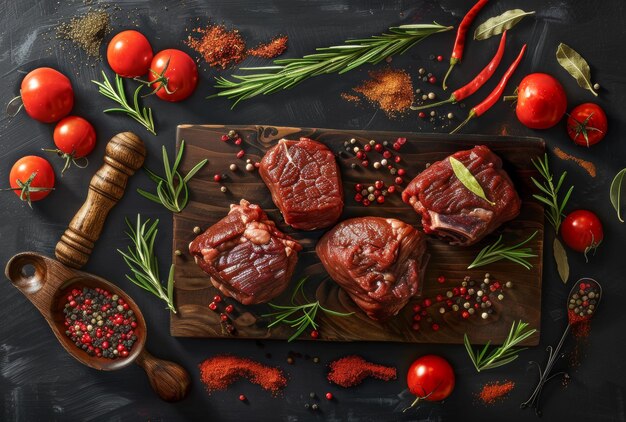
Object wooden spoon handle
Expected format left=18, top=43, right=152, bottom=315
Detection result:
left=55, top=132, right=146, bottom=269
left=135, top=349, right=191, bottom=402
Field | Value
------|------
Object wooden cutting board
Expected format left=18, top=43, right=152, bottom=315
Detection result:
left=170, top=125, right=545, bottom=345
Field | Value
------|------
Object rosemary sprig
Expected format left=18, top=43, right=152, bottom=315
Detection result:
left=211, top=23, right=453, bottom=107
left=262, top=277, right=353, bottom=342
left=117, top=215, right=176, bottom=313
left=137, top=140, right=207, bottom=213
left=468, top=231, right=538, bottom=270
left=464, top=320, right=537, bottom=372
left=92, top=71, right=156, bottom=135
left=531, top=154, right=573, bottom=232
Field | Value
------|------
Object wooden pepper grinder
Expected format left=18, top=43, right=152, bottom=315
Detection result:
left=56, top=132, right=146, bottom=268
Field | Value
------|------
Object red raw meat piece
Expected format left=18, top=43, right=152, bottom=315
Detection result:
left=259, top=137, right=343, bottom=230
left=402, top=145, right=521, bottom=246
left=189, top=199, right=302, bottom=305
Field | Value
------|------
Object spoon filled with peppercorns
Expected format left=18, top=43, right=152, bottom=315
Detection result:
left=521, top=278, right=602, bottom=415
left=5, top=252, right=190, bottom=402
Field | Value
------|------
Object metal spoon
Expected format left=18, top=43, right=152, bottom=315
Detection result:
left=521, top=277, right=602, bottom=415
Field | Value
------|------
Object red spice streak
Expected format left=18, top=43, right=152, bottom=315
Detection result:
left=478, top=380, right=515, bottom=404
left=248, top=36, right=288, bottom=58
left=327, top=355, right=396, bottom=387
left=199, top=355, right=287, bottom=395
left=186, top=25, right=247, bottom=69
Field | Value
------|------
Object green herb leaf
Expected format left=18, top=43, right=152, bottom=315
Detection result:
left=468, top=231, right=537, bottom=270
left=556, top=43, right=599, bottom=96
left=553, top=237, right=569, bottom=284
left=474, top=9, right=535, bottom=40
left=449, top=156, right=495, bottom=205
left=531, top=154, right=573, bottom=233
left=610, top=168, right=626, bottom=223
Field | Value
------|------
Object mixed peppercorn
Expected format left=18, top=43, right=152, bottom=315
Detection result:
left=63, top=287, right=137, bottom=359
left=568, top=280, right=600, bottom=322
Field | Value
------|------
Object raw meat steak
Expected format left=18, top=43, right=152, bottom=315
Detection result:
left=259, top=137, right=343, bottom=231
left=316, top=217, right=428, bottom=321
left=189, top=199, right=302, bottom=305
left=402, top=145, right=521, bottom=246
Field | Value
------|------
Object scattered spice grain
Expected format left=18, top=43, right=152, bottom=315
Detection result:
left=57, top=10, right=111, bottom=57
left=478, top=380, right=515, bottom=404
left=199, top=355, right=287, bottom=395
left=327, top=355, right=396, bottom=387
left=248, top=35, right=288, bottom=58
left=186, top=24, right=247, bottom=69
left=344, top=68, right=414, bottom=117
left=553, top=147, right=597, bottom=177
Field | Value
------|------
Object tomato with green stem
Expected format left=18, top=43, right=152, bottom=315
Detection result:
left=404, top=355, right=455, bottom=412
left=146, top=49, right=198, bottom=102
left=567, top=103, right=607, bottom=147
left=107, top=30, right=153, bottom=78
left=561, top=210, right=603, bottom=256
left=45, top=116, right=96, bottom=174
left=7, top=156, right=55, bottom=207
left=12, top=68, right=74, bottom=123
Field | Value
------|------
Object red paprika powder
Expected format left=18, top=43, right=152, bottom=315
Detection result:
left=199, top=355, right=287, bottom=395
left=478, top=380, right=515, bottom=404
left=327, top=355, right=396, bottom=387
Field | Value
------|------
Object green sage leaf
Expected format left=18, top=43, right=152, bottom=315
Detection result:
left=553, top=237, right=569, bottom=284
left=474, top=9, right=535, bottom=40
left=449, top=157, right=495, bottom=205
left=556, top=43, right=599, bottom=96
left=610, top=168, right=626, bottom=222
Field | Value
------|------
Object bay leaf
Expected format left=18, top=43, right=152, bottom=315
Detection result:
left=474, top=9, right=535, bottom=41
left=556, top=43, right=599, bottom=96
left=449, top=157, right=495, bottom=205
left=553, top=237, right=569, bottom=284
left=610, top=168, right=626, bottom=222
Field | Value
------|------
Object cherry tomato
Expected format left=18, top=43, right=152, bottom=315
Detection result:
left=20, top=68, right=74, bottom=123
left=148, top=49, right=198, bottom=102
left=406, top=355, right=455, bottom=405
left=567, top=103, right=608, bottom=147
left=515, top=73, right=567, bottom=129
left=50, top=116, right=97, bottom=174
left=9, top=156, right=55, bottom=205
left=561, top=210, right=603, bottom=254
left=107, top=30, right=153, bottom=78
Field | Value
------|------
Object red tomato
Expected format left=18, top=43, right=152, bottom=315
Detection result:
left=406, top=355, right=455, bottom=404
left=148, top=49, right=198, bottom=102
left=51, top=116, right=97, bottom=174
left=107, top=30, right=153, bottom=77
left=561, top=210, right=603, bottom=254
left=567, top=103, right=608, bottom=147
left=9, top=156, right=55, bottom=205
left=20, top=68, right=74, bottom=123
left=515, top=73, right=567, bottom=129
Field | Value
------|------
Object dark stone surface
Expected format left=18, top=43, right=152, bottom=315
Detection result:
left=1, top=0, right=624, bottom=421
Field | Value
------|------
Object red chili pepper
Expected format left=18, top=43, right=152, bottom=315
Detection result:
left=413, top=31, right=507, bottom=111
left=442, top=0, right=490, bottom=90
left=450, top=44, right=527, bottom=134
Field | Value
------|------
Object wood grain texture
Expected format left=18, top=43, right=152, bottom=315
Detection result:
left=55, top=132, right=146, bottom=269
left=5, top=252, right=190, bottom=402
left=171, top=125, right=545, bottom=345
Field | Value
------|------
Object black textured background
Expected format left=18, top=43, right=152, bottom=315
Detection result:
left=1, top=1, right=625, bottom=421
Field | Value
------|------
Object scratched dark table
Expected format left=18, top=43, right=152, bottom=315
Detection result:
left=1, top=0, right=625, bottom=421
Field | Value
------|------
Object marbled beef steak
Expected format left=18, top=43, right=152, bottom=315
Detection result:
left=316, top=217, right=428, bottom=321
left=259, top=137, right=343, bottom=230
left=402, top=145, right=521, bottom=246
left=189, top=199, right=302, bottom=305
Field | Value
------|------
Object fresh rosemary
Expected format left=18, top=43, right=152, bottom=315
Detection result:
left=137, top=140, right=207, bottom=213
left=262, top=277, right=353, bottom=342
left=92, top=71, right=156, bottom=135
left=464, top=320, right=537, bottom=372
left=211, top=23, right=453, bottom=107
left=530, top=154, right=573, bottom=232
left=468, top=231, right=538, bottom=270
left=118, top=215, right=176, bottom=313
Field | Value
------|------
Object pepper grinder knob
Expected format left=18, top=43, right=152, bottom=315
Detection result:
left=55, top=132, right=146, bottom=269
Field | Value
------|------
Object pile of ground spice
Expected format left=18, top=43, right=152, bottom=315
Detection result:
left=248, top=35, right=289, bottom=58
left=343, top=68, right=414, bottom=117
left=477, top=380, right=515, bottom=404
left=199, top=355, right=287, bottom=395
left=56, top=10, right=111, bottom=57
left=553, top=147, right=597, bottom=178
left=327, top=355, right=396, bottom=387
